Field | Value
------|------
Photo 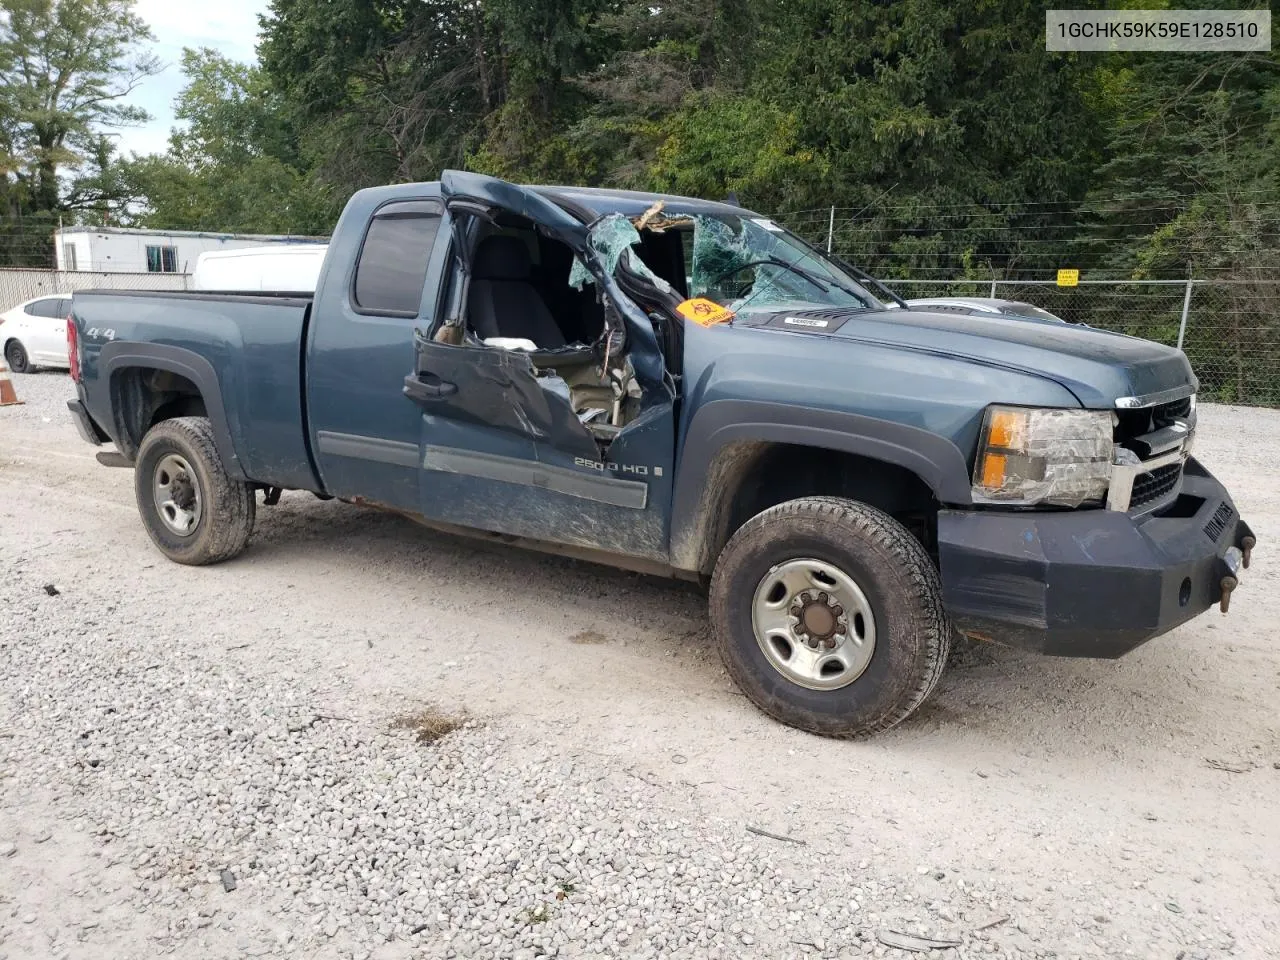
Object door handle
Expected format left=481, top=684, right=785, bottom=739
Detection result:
left=418, top=380, right=458, bottom=397
left=404, top=374, right=458, bottom=402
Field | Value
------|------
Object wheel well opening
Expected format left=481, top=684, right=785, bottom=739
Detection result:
left=704, top=443, right=940, bottom=571
left=111, top=367, right=207, bottom=460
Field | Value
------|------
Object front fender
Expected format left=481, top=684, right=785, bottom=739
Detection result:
left=668, top=400, right=973, bottom=572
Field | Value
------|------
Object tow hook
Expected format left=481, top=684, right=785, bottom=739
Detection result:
left=1219, top=576, right=1238, bottom=614
left=1219, top=545, right=1244, bottom=613
left=1241, top=535, right=1255, bottom=569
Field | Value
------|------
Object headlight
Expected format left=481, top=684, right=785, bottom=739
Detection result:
left=972, top=406, right=1114, bottom=507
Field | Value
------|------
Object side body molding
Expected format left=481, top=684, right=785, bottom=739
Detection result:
left=98, top=341, right=246, bottom=480
left=669, top=400, right=974, bottom=572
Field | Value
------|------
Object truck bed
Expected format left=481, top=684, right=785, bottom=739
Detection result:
left=72, top=289, right=320, bottom=491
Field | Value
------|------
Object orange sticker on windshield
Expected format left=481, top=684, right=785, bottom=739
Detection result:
left=676, top=298, right=734, bottom=327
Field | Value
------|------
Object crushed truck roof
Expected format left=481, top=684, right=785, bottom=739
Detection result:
left=530, top=185, right=752, bottom=220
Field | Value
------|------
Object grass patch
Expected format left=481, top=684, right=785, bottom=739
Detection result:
left=521, top=903, right=553, bottom=925
left=568, top=629, right=609, bottom=645
left=391, top=706, right=467, bottom=744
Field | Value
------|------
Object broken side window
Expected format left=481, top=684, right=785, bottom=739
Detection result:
left=569, top=214, right=675, bottom=297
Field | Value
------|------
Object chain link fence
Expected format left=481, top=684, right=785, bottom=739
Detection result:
left=4, top=222, right=1277, bottom=405
left=864, top=279, right=1280, bottom=407
left=0, top=268, right=190, bottom=311
left=858, top=278, right=1279, bottom=407
left=779, top=209, right=1280, bottom=408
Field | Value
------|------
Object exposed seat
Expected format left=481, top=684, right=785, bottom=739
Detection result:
left=469, top=236, right=566, bottom=348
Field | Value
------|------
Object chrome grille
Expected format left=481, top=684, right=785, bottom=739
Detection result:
left=1130, top=462, right=1182, bottom=508
left=1155, top=396, right=1193, bottom=422
left=1115, top=395, right=1194, bottom=446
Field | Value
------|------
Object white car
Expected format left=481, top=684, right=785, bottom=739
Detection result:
left=898, top=296, right=1072, bottom=324
left=1, top=293, right=73, bottom=373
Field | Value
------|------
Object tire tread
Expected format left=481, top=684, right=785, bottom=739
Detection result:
left=710, top=496, right=950, bottom=738
left=135, top=417, right=255, bottom=565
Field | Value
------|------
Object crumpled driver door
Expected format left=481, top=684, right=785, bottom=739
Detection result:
left=404, top=329, right=599, bottom=459
left=405, top=171, right=601, bottom=457
left=406, top=171, right=673, bottom=562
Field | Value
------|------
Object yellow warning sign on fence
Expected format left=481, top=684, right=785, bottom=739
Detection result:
left=1056, top=268, right=1079, bottom=287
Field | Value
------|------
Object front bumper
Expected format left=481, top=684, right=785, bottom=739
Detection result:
left=937, top=458, right=1255, bottom=658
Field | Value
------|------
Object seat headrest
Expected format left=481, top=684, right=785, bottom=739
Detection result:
left=473, top=236, right=534, bottom=281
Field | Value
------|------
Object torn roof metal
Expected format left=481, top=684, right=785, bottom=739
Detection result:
left=441, top=171, right=591, bottom=248
left=529, top=185, right=751, bottom=222
left=441, top=169, right=753, bottom=227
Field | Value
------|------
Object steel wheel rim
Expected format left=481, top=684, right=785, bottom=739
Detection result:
left=153, top=453, right=202, bottom=537
left=6, top=342, right=25, bottom=369
left=750, top=558, right=877, bottom=690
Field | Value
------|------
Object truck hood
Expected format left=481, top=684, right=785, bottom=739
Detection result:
left=737, top=305, right=1196, bottom=408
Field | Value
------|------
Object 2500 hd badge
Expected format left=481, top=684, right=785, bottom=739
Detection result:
left=574, top=456, right=661, bottom=477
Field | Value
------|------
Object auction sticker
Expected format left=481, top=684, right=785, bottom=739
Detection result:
left=677, top=298, right=735, bottom=327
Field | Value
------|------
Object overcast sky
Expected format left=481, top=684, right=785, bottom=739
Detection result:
left=117, top=0, right=270, bottom=157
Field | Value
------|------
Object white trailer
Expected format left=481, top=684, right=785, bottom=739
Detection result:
left=53, top=226, right=326, bottom=275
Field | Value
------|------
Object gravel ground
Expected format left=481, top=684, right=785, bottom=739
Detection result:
left=2, top=369, right=1278, bottom=960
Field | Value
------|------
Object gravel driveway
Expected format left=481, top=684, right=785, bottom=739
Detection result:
left=2, top=369, right=1278, bottom=960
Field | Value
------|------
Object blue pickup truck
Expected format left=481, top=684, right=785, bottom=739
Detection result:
left=66, top=171, right=1255, bottom=737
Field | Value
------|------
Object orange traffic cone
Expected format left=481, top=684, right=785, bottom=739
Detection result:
left=0, top=357, right=23, bottom=406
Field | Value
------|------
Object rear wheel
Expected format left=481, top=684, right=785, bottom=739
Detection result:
left=709, top=496, right=949, bottom=737
left=134, top=417, right=255, bottom=565
left=4, top=339, right=32, bottom=373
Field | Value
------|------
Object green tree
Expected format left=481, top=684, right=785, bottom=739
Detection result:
left=260, top=0, right=496, bottom=193
left=0, top=0, right=158, bottom=213
left=644, top=91, right=825, bottom=202
left=122, top=48, right=329, bottom=234
left=1090, top=51, right=1280, bottom=276
left=61, top=132, right=145, bottom=225
left=1087, top=48, right=1280, bottom=402
left=467, top=0, right=607, bottom=180
left=553, top=0, right=764, bottom=190
left=740, top=0, right=1105, bottom=274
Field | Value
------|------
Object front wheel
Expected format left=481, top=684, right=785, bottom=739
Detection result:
left=4, top=339, right=32, bottom=373
left=134, top=417, right=256, bottom=565
left=709, top=497, right=949, bottom=738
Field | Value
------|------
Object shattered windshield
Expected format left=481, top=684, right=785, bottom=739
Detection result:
left=571, top=207, right=876, bottom=315
left=685, top=215, right=876, bottom=312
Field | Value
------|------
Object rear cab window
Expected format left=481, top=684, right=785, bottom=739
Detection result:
left=353, top=200, right=443, bottom=316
